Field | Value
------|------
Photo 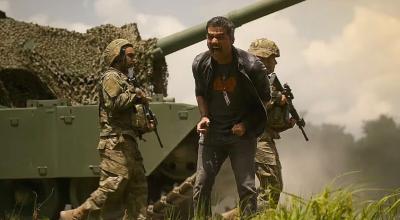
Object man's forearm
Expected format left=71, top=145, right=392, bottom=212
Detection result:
left=111, top=91, right=136, bottom=111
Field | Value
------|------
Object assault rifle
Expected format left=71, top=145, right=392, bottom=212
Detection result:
left=127, top=75, right=164, bottom=148
left=269, top=73, right=309, bottom=141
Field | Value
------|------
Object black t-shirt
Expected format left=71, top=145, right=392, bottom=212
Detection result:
left=207, top=63, right=250, bottom=144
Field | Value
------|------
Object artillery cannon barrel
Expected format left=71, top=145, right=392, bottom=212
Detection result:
left=152, top=0, right=305, bottom=58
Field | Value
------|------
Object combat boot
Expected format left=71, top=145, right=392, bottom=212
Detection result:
left=59, top=205, right=89, bottom=220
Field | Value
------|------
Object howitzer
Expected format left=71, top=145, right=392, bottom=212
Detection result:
left=128, top=74, right=165, bottom=148
left=269, top=73, right=309, bottom=141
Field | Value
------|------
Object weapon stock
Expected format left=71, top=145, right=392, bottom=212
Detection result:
left=270, top=73, right=309, bottom=141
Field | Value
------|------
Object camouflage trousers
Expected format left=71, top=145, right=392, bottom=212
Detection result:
left=255, top=132, right=283, bottom=209
left=81, top=134, right=148, bottom=220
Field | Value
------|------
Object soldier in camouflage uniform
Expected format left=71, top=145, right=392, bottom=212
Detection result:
left=60, top=39, right=149, bottom=220
left=248, top=38, right=295, bottom=209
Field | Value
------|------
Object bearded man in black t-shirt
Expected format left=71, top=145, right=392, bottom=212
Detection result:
left=192, top=16, right=271, bottom=219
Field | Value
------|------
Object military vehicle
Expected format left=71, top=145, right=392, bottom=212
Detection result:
left=0, top=0, right=304, bottom=219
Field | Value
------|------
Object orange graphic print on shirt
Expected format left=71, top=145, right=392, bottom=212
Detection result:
left=213, top=76, right=237, bottom=93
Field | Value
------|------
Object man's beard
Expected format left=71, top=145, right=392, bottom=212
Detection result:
left=119, top=59, right=134, bottom=72
left=208, top=44, right=222, bottom=55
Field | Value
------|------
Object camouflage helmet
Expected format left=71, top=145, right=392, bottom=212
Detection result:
left=248, top=38, right=280, bottom=58
left=102, top=39, right=132, bottom=67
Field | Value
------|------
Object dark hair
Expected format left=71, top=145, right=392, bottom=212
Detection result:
left=206, top=16, right=235, bottom=40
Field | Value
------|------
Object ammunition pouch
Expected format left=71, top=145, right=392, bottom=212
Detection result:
left=131, top=104, right=154, bottom=135
left=267, top=104, right=292, bottom=133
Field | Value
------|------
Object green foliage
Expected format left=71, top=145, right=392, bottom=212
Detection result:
left=352, top=115, right=400, bottom=190
left=164, top=206, right=183, bottom=220
left=253, top=187, right=400, bottom=220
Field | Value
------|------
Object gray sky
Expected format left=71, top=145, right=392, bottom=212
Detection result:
left=2, top=0, right=400, bottom=137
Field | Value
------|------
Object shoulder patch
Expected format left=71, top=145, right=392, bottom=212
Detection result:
left=103, top=73, right=122, bottom=98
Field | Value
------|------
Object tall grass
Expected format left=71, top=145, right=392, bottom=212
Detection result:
left=253, top=187, right=400, bottom=220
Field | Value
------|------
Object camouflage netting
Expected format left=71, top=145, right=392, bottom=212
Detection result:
left=0, top=10, right=5, bottom=19
left=0, top=16, right=168, bottom=107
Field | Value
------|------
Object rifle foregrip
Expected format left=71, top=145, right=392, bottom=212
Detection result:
left=297, top=118, right=306, bottom=127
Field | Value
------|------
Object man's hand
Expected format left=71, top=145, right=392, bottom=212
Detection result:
left=288, top=117, right=296, bottom=128
left=197, top=117, right=210, bottom=134
left=148, top=120, right=156, bottom=131
left=133, top=88, right=150, bottom=104
left=232, top=122, right=246, bottom=137
left=280, top=94, right=288, bottom=106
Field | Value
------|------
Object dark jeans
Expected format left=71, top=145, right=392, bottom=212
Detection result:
left=193, top=134, right=257, bottom=218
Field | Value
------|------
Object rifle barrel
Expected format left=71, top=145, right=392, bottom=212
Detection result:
left=154, top=129, right=164, bottom=148
left=299, top=126, right=309, bottom=141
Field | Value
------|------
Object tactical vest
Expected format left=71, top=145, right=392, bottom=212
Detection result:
left=266, top=75, right=292, bottom=133
left=98, top=69, right=151, bottom=138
